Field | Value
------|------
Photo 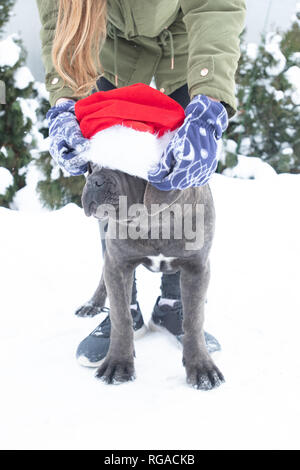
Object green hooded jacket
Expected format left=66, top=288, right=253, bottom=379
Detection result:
left=36, top=0, right=246, bottom=117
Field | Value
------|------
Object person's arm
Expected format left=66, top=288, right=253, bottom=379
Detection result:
left=180, top=0, right=247, bottom=117
left=36, top=0, right=76, bottom=106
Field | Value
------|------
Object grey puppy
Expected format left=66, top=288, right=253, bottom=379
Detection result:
left=81, top=163, right=224, bottom=390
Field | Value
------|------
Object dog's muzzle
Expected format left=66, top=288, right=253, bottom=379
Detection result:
left=82, top=173, right=119, bottom=217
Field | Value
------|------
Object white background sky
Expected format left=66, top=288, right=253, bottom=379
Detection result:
left=4, top=0, right=299, bottom=81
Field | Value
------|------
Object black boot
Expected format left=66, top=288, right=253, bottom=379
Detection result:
left=76, top=271, right=146, bottom=367
left=76, top=303, right=146, bottom=367
left=149, top=272, right=221, bottom=354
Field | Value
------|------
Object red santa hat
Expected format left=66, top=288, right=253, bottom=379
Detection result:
left=75, top=83, right=185, bottom=180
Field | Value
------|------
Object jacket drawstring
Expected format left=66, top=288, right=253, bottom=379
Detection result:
left=159, top=27, right=175, bottom=70
left=112, top=25, right=119, bottom=86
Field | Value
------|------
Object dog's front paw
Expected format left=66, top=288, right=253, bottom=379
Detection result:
left=184, top=358, right=225, bottom=391
left=95, top=357, right=136, bottom=385
left=75, top=301, right=105, bottom=318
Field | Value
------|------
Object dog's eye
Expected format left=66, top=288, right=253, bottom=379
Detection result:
left=87, top=162, right=93, bottom=175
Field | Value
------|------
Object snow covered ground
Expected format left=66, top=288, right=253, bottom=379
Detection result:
left=0, top=159, right=300, bottom=450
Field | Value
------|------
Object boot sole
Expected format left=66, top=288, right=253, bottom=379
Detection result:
left=148, top=319, right=183, bottom=349
left=77, top=324, right=148, bottom=368
left=148, top=319, right=221, bottom=354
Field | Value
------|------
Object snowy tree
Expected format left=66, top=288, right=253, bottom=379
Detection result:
left=220, top=6, right=300, bottom=175
left=0, top=0, right=39, bottom=207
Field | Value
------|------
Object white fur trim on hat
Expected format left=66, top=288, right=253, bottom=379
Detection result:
left=84, top=125, right=176, bottom=180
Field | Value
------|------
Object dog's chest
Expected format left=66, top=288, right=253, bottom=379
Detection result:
left=145, top=254, right=177, bottom=273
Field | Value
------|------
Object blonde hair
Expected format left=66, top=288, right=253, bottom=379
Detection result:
left=52, top=0, right=107, bottom=97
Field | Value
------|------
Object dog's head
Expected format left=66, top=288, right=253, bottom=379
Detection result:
left=82, top=163, right=182, bottom=219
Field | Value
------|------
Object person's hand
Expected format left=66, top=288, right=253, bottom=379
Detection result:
left=46, top=100, right=90, bottom=176
left=148, top=95, right=228, bottom=190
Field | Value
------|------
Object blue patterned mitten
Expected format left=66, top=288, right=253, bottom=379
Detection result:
left=46, top=100, right=90, bottom=176
left=148, top=95, right=228, bottom=190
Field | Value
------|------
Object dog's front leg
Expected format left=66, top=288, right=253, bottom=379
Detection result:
left=96, top=255, right=136, bottom=384
left=181, top=262, right=225, bottom=390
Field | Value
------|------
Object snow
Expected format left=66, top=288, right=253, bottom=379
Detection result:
left=11, top=162, right=47, bottom=212
left=285, top=66, right=300, bottom=105
left=273, top=89, right=284, bottom=101
left=223, top=155, right=277, bottom=180
left=0, top=35, right=21, bottom=68
left=291, top=2, right=300, bottom=23
left=1, top=162, right=300, bottom=450
left=265, top=32, right=287, bottom=76
left=0, top=146, right=8, bottom=157
left=255, top=78, right=285, bottom=102
left=239, top=137, right=252, bottom=155
left=247, top=42, right=258, bottom=61
left=14, top=65, right=34, bottom=89
left=17, top=97, right=38, bottom=125
left=282, top=147, right=293, bottom=156
left=50, top=165, right=62, bottom=181
left=33, top=81, right=49, bottom=101
left=225, top=139, right=238, bottom=155
left=290, top=52, right=300, bottom=63
left=0, top=167, right=13, bottom=194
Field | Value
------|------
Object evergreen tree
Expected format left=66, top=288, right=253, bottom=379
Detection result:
left=0, top=0, right=37, bottom=207
left=0, top=0, right=15, bottom=29
left=220, top=7, right=300, bottom=174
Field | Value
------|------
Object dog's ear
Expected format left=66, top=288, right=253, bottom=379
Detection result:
left=86, top=161, right=102, bottom=177
left=143, top=183, right=182, bottom=215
